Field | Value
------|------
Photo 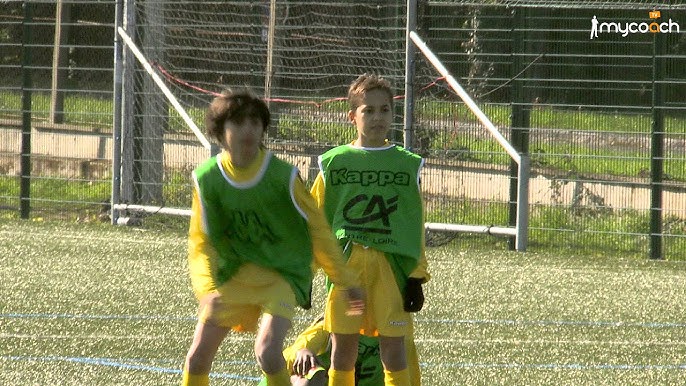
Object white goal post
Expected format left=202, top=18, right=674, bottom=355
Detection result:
left=406, top=27, right=530, bottom=251
left=110, top=0, right=529, bottom=251
left=111, top=24, right=212, bottom=224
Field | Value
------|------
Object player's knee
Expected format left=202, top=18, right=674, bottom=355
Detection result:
left=204, top=294, right=223, bottom=313
left=185, top=348, right=213, bottom=373
left=330, top=334, right=359, bottom=371
left=379, top=336, right=407, bottom=372
left=254, top=340, right=285, bottom=373
left=330, top=348, right=356, bottom=371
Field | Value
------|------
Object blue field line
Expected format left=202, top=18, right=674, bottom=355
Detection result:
left=420, top=361, right=686, bottom=371
left=0, top=313, right=197, bottom=321
left=1, top=355, right=261, bottom=381
left=415, top=318, right=686, bottom=329
left=0, top=313, right=309, bottom=322
left=3, top=312, right=686, bottom=329
left=4, top=355, right=685, bottom=375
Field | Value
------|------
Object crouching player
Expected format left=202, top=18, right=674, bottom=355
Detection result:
left=257, top=316, right=421, bottom=386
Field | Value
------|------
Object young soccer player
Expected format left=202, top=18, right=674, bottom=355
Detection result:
left=182, top=89, right=364, bottom=386
left=256, top=316, right=422, bottom=386
left=310, top=74, right=430, bottom=386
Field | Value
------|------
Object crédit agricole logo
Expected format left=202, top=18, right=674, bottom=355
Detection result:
left=590, top=10, right=680, bottom=39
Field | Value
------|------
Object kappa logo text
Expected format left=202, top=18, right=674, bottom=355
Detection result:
left=330, top=168, right=411, bottom=186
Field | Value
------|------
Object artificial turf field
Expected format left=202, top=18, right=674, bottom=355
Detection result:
left=1, top=219, right=685, bottom=385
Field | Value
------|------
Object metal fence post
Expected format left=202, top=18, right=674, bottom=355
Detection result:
left=508, top=7, right=530, bottom=250
left=20, top=1, right=33, bottom=220
left=50, top=0, right=71, bottom=124
left=516, top=154, right=530, bottom=251
left=112, top=0, right=124, bottom=224
left=649, top=30, right=666, bottom=260
left=136, top=0, right=166, bottom=205
left=404, top=0, right=417, bottom=151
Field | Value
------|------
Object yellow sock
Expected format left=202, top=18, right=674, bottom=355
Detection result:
left=328, top=368, right=355, bottom=386
left=264, top=367, right=290, bottom=386
left=384, top=368, right=410, bottom=386
left=181, top=370, right=209, bottom=386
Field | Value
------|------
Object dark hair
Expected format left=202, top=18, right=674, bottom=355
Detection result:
left=347, top=73, right=394, bottom=110
left=205, top=88, right=271, bottom=145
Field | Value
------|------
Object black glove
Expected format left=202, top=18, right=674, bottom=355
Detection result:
left=403, top=278, right=425, bottom=312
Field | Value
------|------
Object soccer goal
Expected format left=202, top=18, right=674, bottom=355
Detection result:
left=110, top=0, right=529, bottom=250
left=405, top=28, right=530, bottom=251
left=111, top=26, right=205, bottom=221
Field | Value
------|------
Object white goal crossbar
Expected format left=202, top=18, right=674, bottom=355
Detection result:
left=112, top=27, right=212, bottom=224
left=111, top=22, right=529, bottom=251
left=408, top=30, right=530, bottom=251
left=117, top=27, right=211, bottom=150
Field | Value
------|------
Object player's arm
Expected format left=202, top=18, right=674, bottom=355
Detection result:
left=309, top=171, right=326, bottom=209
left=412, top=167, right=431, bottom=281
left=293, top=175, right=364, bottom=313
left=405, top=190, right=429, bottom=312
left=410, top=217, right=431, bottom=284
left=187, top=186, right=219, bottom=298
left=284, top=318, right=330, bottom=376
left=293, top=175, right=357, bottom=289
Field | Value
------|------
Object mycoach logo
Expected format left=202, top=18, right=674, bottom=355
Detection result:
left=590, top=11, right=680, bottom=39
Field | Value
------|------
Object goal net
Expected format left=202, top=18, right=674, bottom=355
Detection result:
left=113, top=0, right=528, bottom=249
left=113, top=1, right=407, bottom=219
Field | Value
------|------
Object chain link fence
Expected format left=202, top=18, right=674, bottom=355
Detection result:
left=1, top=1, right=684, bottom=258
left=0, top=1, right=114, bottom=221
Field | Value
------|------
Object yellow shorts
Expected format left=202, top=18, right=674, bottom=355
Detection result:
left=197, top=263, right=297, bottom=332
left=324, top=244, right=411, bottom=337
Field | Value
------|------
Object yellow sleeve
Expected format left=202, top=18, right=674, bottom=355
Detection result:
left=309, top=171, right=326, bottom=209
left=409, top=200, right=430, bottom=282
left=282, top=318, right=330, bottom=370
left=187, top=187, right=219, bottom=299
left=409, top=255, right=430, bottom=282
left=293, top=176, right=358, bottom=289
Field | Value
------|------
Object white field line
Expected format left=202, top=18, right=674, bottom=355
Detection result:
left=414, top=338, right=686, bottom=346
left=0, top=355, right=259, bottom=380
left=0, top=229, right=182, bottom=245
left=2, top=333, right=685, bottom=347
left=3, top=313, right=686, bottom=329
left=0, top=333, right=254, bottom=342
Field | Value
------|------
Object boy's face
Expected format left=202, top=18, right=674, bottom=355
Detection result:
left=349, top=88, right=392, bottom=148
left=222, top=117, right=263, bottom=166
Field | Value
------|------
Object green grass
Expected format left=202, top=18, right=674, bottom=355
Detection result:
left=426, top=197, right=685, bottom=259
left=2, top=219, right=686, bottom=385
left=277, top=115, right=354, bottom=145
left=3, top=173, right=684, bottom=259
left=0, top=92, right=113, bottom=128
left=2, top=91, right=685, bottom=136
left=2, top=90, right=684, bottom=181
left=412, top=99, right=686, bottom=181
left=415, top=99, right=686, bottom=134
left=0, top=171, right=191, bottom=218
